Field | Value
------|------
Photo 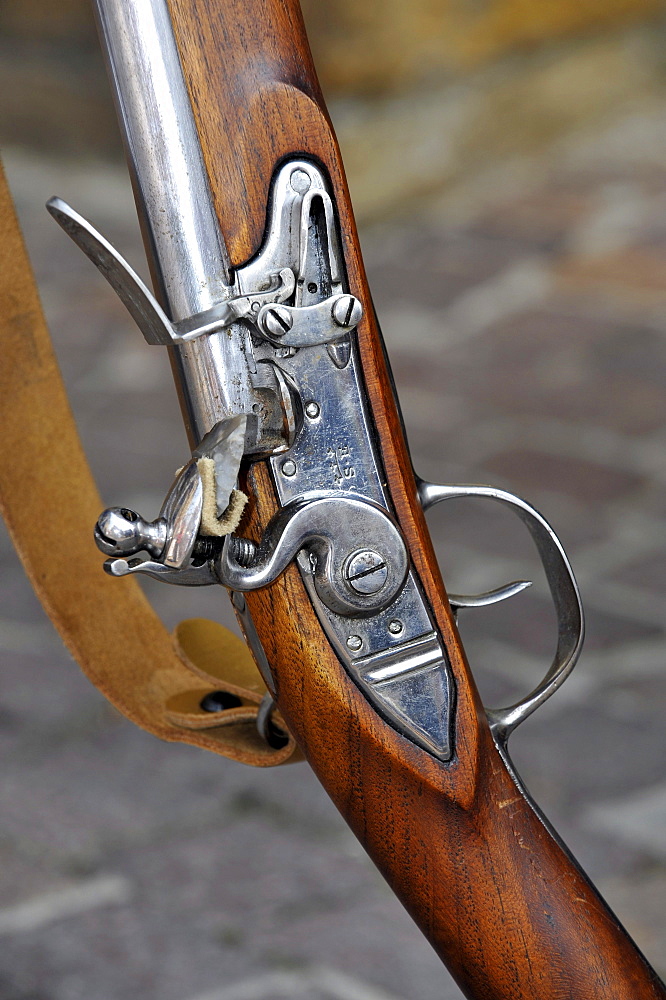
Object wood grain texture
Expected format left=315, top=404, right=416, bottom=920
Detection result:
left=163, top=1, right=666, bottom=996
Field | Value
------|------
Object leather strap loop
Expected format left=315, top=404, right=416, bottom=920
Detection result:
left=0, top=161, right=298, bottom=767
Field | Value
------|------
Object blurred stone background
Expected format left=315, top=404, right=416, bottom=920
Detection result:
left=3, top=0, right=666, bottom=217
left=2, top=2, right=666, bottom=999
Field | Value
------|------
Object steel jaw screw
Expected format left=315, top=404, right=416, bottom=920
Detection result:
left=345, top=549, right=389, bottom=595
left=261, top=304, right=293, bottom=338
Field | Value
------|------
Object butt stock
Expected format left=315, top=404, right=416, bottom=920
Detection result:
left=129, top=1, right=664, bottom=996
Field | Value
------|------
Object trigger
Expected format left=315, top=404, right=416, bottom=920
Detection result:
left=448, top=579, right=531, bottom=613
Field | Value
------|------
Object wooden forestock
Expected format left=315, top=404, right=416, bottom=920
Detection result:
left=162, top=2, right=664, bottom=997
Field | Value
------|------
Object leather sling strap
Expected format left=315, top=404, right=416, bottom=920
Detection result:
left=0, top=162, right=298, bottom=767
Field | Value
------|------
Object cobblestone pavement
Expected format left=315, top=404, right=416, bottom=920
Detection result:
left=2, top=100, right=666, bottom=999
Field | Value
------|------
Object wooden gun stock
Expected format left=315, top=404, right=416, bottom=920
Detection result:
left=99, top=1, right=666, bottom=997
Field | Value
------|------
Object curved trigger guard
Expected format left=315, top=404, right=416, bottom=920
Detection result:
left=418, top=480, right=585, bottom=744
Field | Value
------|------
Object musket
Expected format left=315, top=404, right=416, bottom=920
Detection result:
left=3, top=1, right=665, bottom=997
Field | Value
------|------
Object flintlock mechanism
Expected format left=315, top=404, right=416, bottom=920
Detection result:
left=51, top=155, right=581, bottom=762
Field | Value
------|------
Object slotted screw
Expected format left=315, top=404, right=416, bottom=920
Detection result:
left=262, top=305, right=293, bottom=338
left=345, top=549, right=388, bottom=595
left=331, top=294, right=362, bottom=329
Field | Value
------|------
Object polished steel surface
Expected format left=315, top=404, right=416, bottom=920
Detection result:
left=258, top=293, right=362, bottom=348
left=95, top=460, right=203, bottom=569
left=357, top=632, right=443, bottom=684
left=48, top=197, right=297, bottom=348
left=93, top=0, right=227, bottom=316
left=47, top=196, right=188, bottom=347
left=345, top=550, right=389, bottom=595
left=95, top=507, right=168, bottom=561
left=48, top=206, right=302, bottom=458
left=93, top=0, right=253, bottom=444
left=231, top=592, right=276, bottom=695
left=218, top=493, right=409, bottom=618
left=448, top=579, right=531, bottom=611
left=418, top=480, right=585, bottom=740
left=254, top=159, right=456, bottom=758
left=81, top=145, right=458, bottom=756
left=104, top=555, right=217, bottom=586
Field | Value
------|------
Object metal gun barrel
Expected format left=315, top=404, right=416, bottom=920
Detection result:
left=94, top=0, right=253, bottom=445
